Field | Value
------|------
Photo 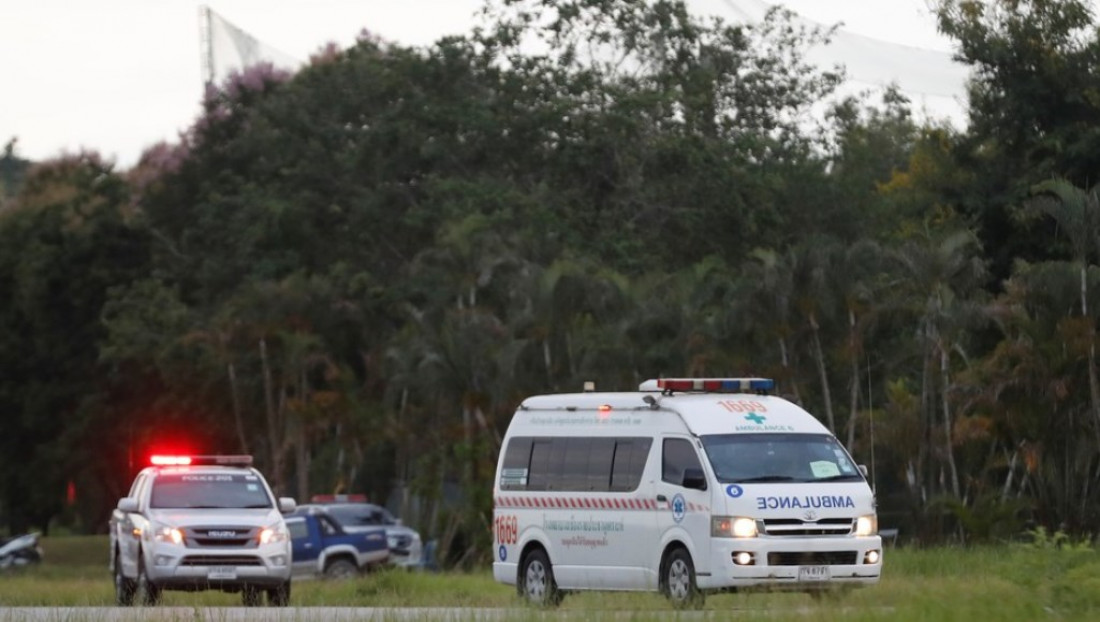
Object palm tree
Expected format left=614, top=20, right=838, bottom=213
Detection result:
left=893, top=226, right=987, bottom=499
left=747, top=248, right=803, bottom=404
left=833, top=239, right=885, bottom=451
left=1028, top=178, right=1100, bottom=444
left=790, top=238, right=841, bottom=434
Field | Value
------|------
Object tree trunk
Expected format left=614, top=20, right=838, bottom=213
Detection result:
left=917, top=333, right=932, bottom=499
left=1082, top=264, right=1100, bottom=446
left=939, top=343, right=960, bottom=498
left=227, top=362, right=249, bottom=454
left=809, top=313, right=836, bottom=432
left=778, top=337, right=803, bottom=404
left=846, top=308, right=859, bottom=450
left=260, top=339, right=285, bottom=493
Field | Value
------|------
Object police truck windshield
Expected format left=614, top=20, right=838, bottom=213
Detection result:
left=149, top=473, right=274, bottom=509
left=701, top=433, right=863, bottom=484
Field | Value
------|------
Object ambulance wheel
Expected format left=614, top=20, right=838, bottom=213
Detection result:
left=661, top=547, right=703, bottom=608
left=134, top=556, right=160, bottom=606
left=809, top=587, right=849, bottom=602
left=518, top=548, right=562, bottom=607
left=113, top=552, right=135, bottom=606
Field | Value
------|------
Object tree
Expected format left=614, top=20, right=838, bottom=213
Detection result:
left=0, top=153, right=151, bottom=533
left=1027, top=178, right=1100, bottom=444
left=892, top=226, right=988, bottom=501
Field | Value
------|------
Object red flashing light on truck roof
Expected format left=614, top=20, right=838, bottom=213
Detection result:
left=150, top=455, right=253, bottom=467
left=655, top=378, right=775, bottom=394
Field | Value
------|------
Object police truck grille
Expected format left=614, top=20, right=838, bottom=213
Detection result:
left=760, top=518, right=854, bottom=536
left=184, top=527, right=259, bottom=548
left=179, top=555, right=263, bottom=566
left=766, top=551, right=859, bottom=566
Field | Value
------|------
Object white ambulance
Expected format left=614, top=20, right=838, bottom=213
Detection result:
left=491, top=378, right=882, bottom=606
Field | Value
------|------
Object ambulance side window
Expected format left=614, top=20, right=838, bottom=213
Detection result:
left=562, top=438, right=592, bottom=490
left=587, top=438, right=615, bottom=491
left=502, top=436, right=651, bottom=492
left=499, top=437, right=532, bottom=491
left=662, top=438, right=703, bottom=487
left=610, top=438, right=652, bottom=491
left=527, top=440, right=554, bottom=490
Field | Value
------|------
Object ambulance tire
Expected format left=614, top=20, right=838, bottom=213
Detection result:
left=809, top=587, right=849, bottom=602
left=518, top=548, right=563, bottom=607
left=661, top=547, right=704, bottom=608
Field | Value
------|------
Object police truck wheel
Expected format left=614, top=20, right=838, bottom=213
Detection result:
left=267, top=580, right=291, bottom=606
left=518, top=549, right=562, bottom=607
left=134, top=557, right=160, bottom=606
left=324, top=558, right=358, bottom=580
left=113, top=553, right=135, bottom=606
left=241, top=585, right=263, bottom=606
left=662, top=547, right=703, bottom=608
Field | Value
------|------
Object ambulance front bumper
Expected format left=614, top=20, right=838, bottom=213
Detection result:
left=699, top=535, right=882, bottom=590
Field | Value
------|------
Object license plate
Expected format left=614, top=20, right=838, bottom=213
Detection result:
left=208, top=568, right=237, bottom=580
left=798, top=565, right=830, bottom=582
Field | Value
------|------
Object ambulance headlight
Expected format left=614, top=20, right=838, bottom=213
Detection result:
left=712, top=516, right=758, bottom=538
left=855, top=514, right=878, bottom=537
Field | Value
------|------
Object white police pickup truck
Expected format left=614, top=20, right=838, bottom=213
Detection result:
left=108, top=455, right=297, bottom=606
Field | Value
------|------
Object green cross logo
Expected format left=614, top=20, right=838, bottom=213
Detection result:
left=744, top=412, right=766, bottom=425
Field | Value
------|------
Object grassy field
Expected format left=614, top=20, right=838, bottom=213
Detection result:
left=2, top=535, right=1100, bottom=620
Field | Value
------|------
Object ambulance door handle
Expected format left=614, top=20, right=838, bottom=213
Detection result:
left=656, top=494, right=668, bottom=502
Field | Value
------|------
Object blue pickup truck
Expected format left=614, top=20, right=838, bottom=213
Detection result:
left=286, top=506, right=389, bottom=580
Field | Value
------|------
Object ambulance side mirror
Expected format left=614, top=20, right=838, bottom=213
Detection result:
left=682, top=468, right=707, bottom=491
left=858, top=464, right=868, bottom=477
left=117, top=497, right=138, bottom=513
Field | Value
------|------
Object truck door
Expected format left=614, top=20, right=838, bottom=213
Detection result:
left=288, top=518, right=317, bottom=578
left=653, top=436, right=711, bottom=581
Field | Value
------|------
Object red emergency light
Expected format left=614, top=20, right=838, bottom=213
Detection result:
left=310, top=494, right=367, bottom=503
left=151, top=455, right=192, bottom=466
left=150, top=455, right=253, bottom=467
left=656, top=378, right=775, bottom=394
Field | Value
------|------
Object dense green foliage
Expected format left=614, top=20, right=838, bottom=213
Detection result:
left=3, top=0, right=1100, bottom=565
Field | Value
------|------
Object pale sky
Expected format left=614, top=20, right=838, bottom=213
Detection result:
left=2, top=0, right=971, bottom=169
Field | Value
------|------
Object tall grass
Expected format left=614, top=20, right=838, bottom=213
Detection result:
left=2, top=535, right=1100, bottom=620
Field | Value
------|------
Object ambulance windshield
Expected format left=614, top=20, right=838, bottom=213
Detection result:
left=700, top=433, right=863, bottom=484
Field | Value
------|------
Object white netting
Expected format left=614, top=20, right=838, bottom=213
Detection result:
left=201, top=6, right=302, bottom=86
left=698, top=0, right=971, bottom=125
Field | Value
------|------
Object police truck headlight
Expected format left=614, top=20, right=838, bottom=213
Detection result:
left=152, top=525, right=184, bottom=545
left=259, top=523, right=289, bottom=545
left=855, top=514, right=878, bottom=537
left=711, top=516, right=758, bottom=538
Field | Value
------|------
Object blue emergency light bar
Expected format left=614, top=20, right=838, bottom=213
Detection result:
left=656, top=378, right=775, bottom=393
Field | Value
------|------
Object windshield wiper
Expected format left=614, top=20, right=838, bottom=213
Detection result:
left=813, top=474, right=862, bottom=482
left=735, top=475, right=798, bottom=483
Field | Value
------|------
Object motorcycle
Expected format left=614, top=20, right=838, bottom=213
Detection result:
left=0, top=533, right=43, bottom=570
